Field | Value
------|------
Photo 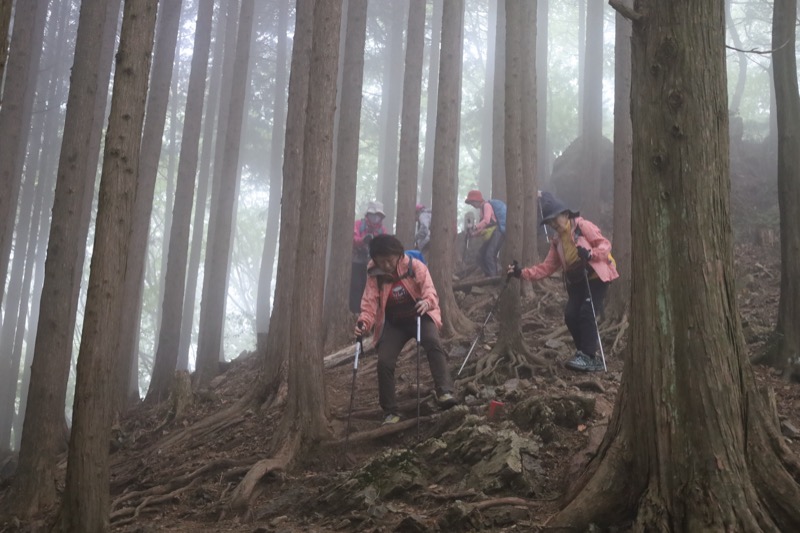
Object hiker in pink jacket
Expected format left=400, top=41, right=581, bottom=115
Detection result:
left=509, top=192, right=618, bottom=372
left=354, top=234, right=457, bottom=425
left=350, top=201, right=388, bottom=313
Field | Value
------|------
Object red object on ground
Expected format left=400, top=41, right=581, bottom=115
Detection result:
left=487, top=400, right=505, bottom=419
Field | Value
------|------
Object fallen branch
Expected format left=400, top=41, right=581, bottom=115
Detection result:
left=472, top=496, right=550, bottom=511
left=330, top=415, right=434, bottom=446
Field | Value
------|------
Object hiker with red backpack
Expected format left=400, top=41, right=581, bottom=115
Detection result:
left=350, top=201, right=388, bottom=313
left=464, top=190, right=506, bottom=277
left=508, top=192, right=619, bottom=372
left=354, top=234, right=458, bottom=425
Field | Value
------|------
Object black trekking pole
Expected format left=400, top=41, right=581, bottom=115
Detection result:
left=583, top=272, right=607, bottom=372
left=415, top=312, right=422, bottom=443
left=458, top=261, right=518, bottom=376
left=344, top=322, right=364, bottom=451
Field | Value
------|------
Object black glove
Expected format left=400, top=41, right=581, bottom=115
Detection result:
left=363, top=233, right=374, bottom=245
left=508, top=261, right=522, bottom=279
left=577, top=246, right=592, bottom=262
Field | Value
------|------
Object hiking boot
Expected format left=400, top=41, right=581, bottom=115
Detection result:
left=382, top=413, right=400, bottom=425
left=437, top=392, right=459, bottom=410
left=565, top=351, right=602, bottom=373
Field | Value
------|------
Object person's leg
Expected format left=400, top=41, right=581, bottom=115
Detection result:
left=376, top=321, right=412, bottom=417
left=349, top=260, right=367, bottom=314
left=577, top=279, right=609, bottom=356
left=483, top=230, right=502, bottom=276
left=564, top=281, right=585, bottom=351
left=477, top=239, right=491, bottom=276
left=418, top=317, right=454, bottom=398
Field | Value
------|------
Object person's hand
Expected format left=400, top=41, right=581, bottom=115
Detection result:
left=363, top=233, right=374, bottom=245
left=415, top=300, right=430, bottom=315
left=577, top=246, right=592, bottom=262
left=354, top=321, right=366, bottom=337
left=507, top=262, right=522, bottom=279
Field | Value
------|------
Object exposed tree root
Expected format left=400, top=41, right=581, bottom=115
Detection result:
left=330, top=416, right=434, bottom=446
left=111, top=477, right=202, bottom=526
left=227, top=435, right=299, bottom=512
left=336, top=395, right=434, bottom=420
left=456, top=342, right=549, bottom=387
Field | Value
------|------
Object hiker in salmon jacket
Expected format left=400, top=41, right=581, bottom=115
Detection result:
left=464, top=190, right=506, bottom=277
left=354, top=234, right=458, bottom=425
left=350, top=201, right=388, bottom=313
left=508, top=192, right=619, bottom=372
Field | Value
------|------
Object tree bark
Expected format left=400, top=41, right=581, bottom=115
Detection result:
left=490, top=0, right=506, bottom=201
left=550, top=2, right=800, bottom=529
left=57, top=0, right=158, bottom=529
left=322, top=0, right=368, bottom=352
left=0, top=0, right=12, bottom=83
left=428, top=0, right=472, bottom=338
left=477, top=0, right=496, bottom=196
left=419, top=0, right=442, bottom=206
left=194, top=0, right=255, bottom=389
left=115, top=0, right=183, bottom=413
left=257, top=0, right=314, bottom=408
left=255, top=0, right=290, bottom=355
left=394, top=0, right=425, bottom=248
left=520, top=0, right=538, bottom=269
left=5, top=0, right=122, bottom=519
left=606, top=0, right=632, bottom=321
left=580, top=0, right=603, bottom=221
left=0, top=0, right=47, bottom=314
left=535, top=0, right=549, bottom=186
left=147, top=0, right=214, bottom=403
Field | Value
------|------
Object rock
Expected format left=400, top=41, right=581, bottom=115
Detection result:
left=268, top=516, right=288, bottom=528
left=510, top=395, right=595, bottom=442
left=545, top=339, right=565, bottom=349
left=394, top=515, right=430, bottom=532
left=575, top=380, right=605, bottom=393
left=781, top=420, right=800, bottom=439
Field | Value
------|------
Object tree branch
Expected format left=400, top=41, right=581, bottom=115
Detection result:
left=725, top=36, right=794, bottom=56
left=609, top=0, right=642, bottom=21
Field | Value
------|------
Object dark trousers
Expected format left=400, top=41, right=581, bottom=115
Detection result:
left=564, top=277, right=608, bottom=357
left=349, top=260, right=367, bottom=313
left=377, top=316, right=453, bottom=415
left=478, top=230, right=504, bottom=277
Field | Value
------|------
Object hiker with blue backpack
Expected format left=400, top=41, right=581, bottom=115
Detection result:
left=354, top=234, right=458, bottom=425
left=350, top=201, right=388, bottom=313
left=464, top=190, right=506, bottom=277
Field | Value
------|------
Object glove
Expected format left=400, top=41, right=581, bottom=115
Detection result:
left=508, top=262, right=522, bottom=279
left=363, top=233, right=374, bottom=245
left=577, top=246, right=592, bottom=262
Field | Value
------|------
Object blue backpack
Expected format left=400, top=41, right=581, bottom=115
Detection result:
left=405, top=249, right=426, bottom=265
left=488, top=199, right=507, bottom=234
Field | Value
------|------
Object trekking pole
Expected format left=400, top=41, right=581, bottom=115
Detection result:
left=415, top=312, right=422, bottom=443
left=344, top=322, right=364, bottom=450
left=583, top=271, right=607, bottom=372
left=458, top=261, right=518, bottom=376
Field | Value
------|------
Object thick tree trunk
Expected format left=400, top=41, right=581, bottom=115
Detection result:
left=147, top=0, right=214, bottom=403
left=580, top=0, right=603, bottom=221
left=490, top=0, right=506, bottom=201
left=520, top=0, right=538, bottom=270
left=194, top=0, right=255, bottom=389
left=322, top=0, right=368, bottom=353
left=116, top=0, right=183, bottom=413
left=376, top=3, right=405, bottom=230
left=0, top=0, right=12, bottom=82
left=177, top=0, right=231, bottom=371
left=5, top=0, right=121, bottom=519
left=257, top=0, right=314, bottom=407
left=754, top=0, right=800, bottom=377
left=57, top=0, right=157, bottom=529
left=535, top=0, right=549, bottom=186
left=394, top=0, right=425, bottom=248
left=428, top=0, right=472, bottom=338
left=419, top=0, right=442, bottom=206
left=255, top=1, right=289, bottom=355
left=550, top=2, right=800, bottom=529
left=477, top=0, right=496, bottom=196
left=0, top=0, right=47, bottom=314
left=605, top=0, right=632, bottom=322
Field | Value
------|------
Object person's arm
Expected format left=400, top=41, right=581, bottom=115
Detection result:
left=353, top=219, right=367, bottom=248
left=521, top=242, right=561, bottom=281
left=577, top=219, right=611, bottom=261
left=473, top=202, right=495, bottom=232
left=413, top=260, right=439, bottom=313
left=357, top=274, right=380, bottom=332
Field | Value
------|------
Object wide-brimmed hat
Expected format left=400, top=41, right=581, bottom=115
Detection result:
left=415, top=203, right=426, bottom=212
left=539, top=191, right=579, bottom=225
left=366, top=201, right=385, bottom=217
left=465, top=190, right=484, bottom=204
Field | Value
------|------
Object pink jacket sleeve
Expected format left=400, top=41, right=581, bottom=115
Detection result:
left=576, top=218, right=611, bottom=261
left=357, top=271, right=379, bottom=332
left=473, top=202, right=495, bottom=232
left=521, top=242, right=561, bottom=281
left=353, top=219, right=367, bottom=248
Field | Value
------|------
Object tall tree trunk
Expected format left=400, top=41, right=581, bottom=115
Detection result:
left=726, top=0, right=747, bottom=115
left=0, top=0, right=47, bottom=314
left=0, top=0, right=12, bottom=84
left=255, top=0, right=289, bottom=355
left=754, top=0, right=800, bottom=377
left=322, top=0, right=368, bottom=353
left=147, top=0, right=214, bottom=403
left=419, top=0, right=442, bottom=206
left=258, top=0, right=314, bottom=410
left=57, top=0, right=157, bottom=529
left=490, top=0, right=506, bottom=201
left=428, top=0, right=472, bottom=338
left=520, top=0, right=538, bottom=270
left=177, top=0, right=231, bottom=371
left=536, top=0, right=549, bottom=185
left=477, top=0, right=496, bottom=196
left=550, top=2, right=800, bottom=529
left=606, top=0, right=632, bottom=321
left=376, top=3, right=406, bottom=230
left=115, top=0, right=183, bottom=413
left=581, top=0, right=603, bottom=221
left=5, top=0, right=121, bottom=519
left=194, top=0, right=255, bottom=389
left=395, top=0, right=425, bottom=250
left=576, top=0, right=585, bottom=129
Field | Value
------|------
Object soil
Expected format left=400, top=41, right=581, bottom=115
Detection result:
left=1, top=239, right=796, bottom=533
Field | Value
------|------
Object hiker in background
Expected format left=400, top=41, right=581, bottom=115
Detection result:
left=414, top=203, right=432, bottom=255
left=464, top=190, right=506, bottom=277
left=354, top=234, right=458, bottom=425
left=508, top=192, right=618, bottom=372
left=350, top=201, right=388, bottom=313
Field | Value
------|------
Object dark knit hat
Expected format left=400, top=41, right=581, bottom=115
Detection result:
left=539, top=191, right=579, bottom=225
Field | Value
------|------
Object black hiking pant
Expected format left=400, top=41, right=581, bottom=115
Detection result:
left=564, top=276, right=608, bottom=357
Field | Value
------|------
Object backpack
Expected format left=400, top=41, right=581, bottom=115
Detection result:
left=488, top=199, right=507, bottom=234
left=405, top=249, right=426, bottom=265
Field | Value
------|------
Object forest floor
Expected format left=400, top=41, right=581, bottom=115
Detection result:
left=2, top=240, right=796, bottom=533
